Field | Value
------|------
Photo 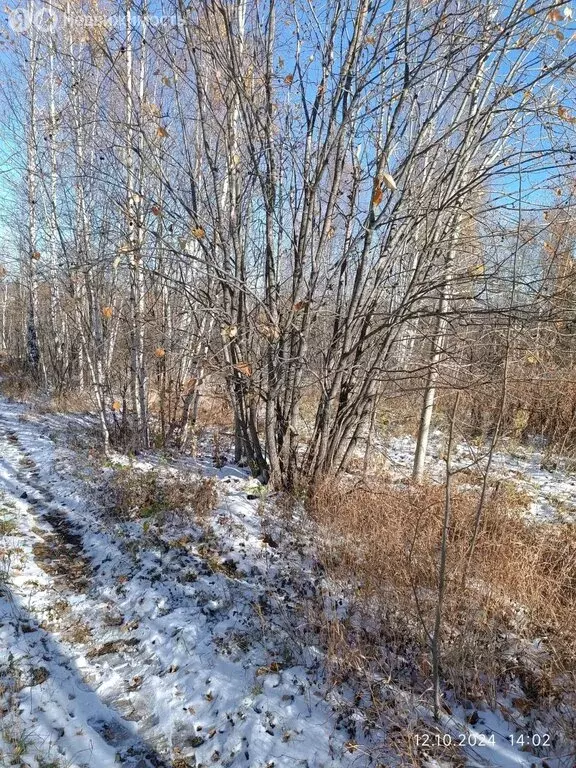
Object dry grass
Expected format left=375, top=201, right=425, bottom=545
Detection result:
left=0, top=365, right=90, bottom=414
left=33, top=390, right=91, bottom=414
left=377, top=391, right=425, bottom=438
left=309, top=476, right=576, bottom=708
left=435, top=365, right=576, bottom=453
left=196, top=390, right=233, bottom=429
left=61, top=620, right=93, bottom=645
left=106, top=466, right=218, bottom=522
left=0, top=367, right=38, bottom=401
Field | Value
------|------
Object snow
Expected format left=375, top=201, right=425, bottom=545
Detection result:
left=378, top=430, right=576, bottom=523
left=0, top=396, right=574, bottom=767
left=0, top=398, right=361, bottom=767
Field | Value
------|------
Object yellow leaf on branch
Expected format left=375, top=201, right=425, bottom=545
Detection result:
left=221, top=325, right=238, bottom=339
left=233, top=362, right=252, bottom=376
left=468, top=263, right=485, bottom=277
left=381, top=171, right=397, bottom=191
left=259, top=323, right=280, bottom=342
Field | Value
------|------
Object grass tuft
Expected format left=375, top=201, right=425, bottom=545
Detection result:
left=309, top=476, right=576, bottom=710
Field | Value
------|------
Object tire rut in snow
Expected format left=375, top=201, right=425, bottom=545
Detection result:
left=2, top=428, right=92, bottom=591
left=31, top=509, right=91, bottom=591
left=0, top=423, right=174, bottom=767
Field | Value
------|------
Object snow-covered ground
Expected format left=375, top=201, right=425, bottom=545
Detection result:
left=378, top=431, right=576, bottom=523
left=0, top=398, right=363, bottom=768
left=0, top=396, right=574, bottom=767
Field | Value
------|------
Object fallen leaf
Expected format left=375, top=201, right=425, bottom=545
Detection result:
left=256, top=662, right=282, bottom=676
left=156, top=125, right=169, bottom=138
left=191, top=226, right=205, bottom=239
left=511, top=696, right=534, bottom=714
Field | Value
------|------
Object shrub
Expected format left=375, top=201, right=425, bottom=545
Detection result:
left=308, top=477, right=576, bottom=707
left=106, top=467, right=218, bottom=521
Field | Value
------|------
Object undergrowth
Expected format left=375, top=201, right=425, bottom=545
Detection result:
left=105, top=466, right=218, bottom=522
left=307, top=476, right=576, bottom=756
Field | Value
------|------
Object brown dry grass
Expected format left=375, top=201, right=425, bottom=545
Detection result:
left=196, top=390, right=233, bottom=429
left=377, top=391, right=425, bottom=438
left=0, top=367, right=38, bottom=401
left=433, top=365, right=576, bottom=452
left=309, top=477, right=576, bottom=708
left=106, top=466, right=218, bottom=522
left=0, top=366, right=90, bottom=414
